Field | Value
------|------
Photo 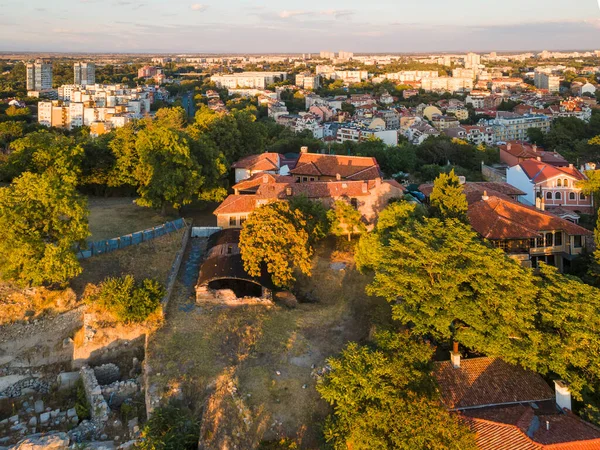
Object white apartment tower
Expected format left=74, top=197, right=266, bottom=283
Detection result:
left=74, top=62, right=96, bottom=86
left=464, top=53, right=481, bottom=69
left=26, top=60, right=53, bottom=91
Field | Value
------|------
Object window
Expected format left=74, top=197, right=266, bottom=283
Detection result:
left=227, top=245, right=233, bottom=255
left=240, top=216, right=247, bottom=226
left=555, top=192, right=561, bottom=200
left=309, top=177, right=315, bottom=181
left=546, top=192, right=552, bottom=200
left=580, top=192, right=586, bottom=200
left=536, top=235, right=544, bottom=247
left=574, top=235, right=582, bottom=248
left=229, top=216, right=237, bottom=227
left=302, top=177, right=308, bottom=182
left=557, top=179, right=562, bottom=187
left=554, top=232, right=562, bottom=246
left=563, top=179, right=569, bottom=187
left=545, top=233, right=553, bottom=247
left=350, top=198, right=358, bottom=208
left=569, top=192, right=576, bottom=200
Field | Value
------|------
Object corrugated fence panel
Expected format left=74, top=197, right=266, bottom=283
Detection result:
left=77, top=218, right=188, bottom=259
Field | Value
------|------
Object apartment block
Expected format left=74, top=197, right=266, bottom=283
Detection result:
left=26, top=60, right=52, bottom=91
left=74, top=62, right=96, bottom=86
left=211, top=72, right=287, bottom=89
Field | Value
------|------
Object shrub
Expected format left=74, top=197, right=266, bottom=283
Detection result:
left=74, top=379, right=91, bottom=422
left=137, top=404, right=199, bottom=450
left=92, top=275, right=164, bottom=324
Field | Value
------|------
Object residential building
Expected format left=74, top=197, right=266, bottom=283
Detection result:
left=211, top=72, right=287, bottom=89
left=230, top=152, right=283, bottom=183
left=444, top=125, right=494, bottom=146
left=491, top=112, right=551, bottom=143
left=138, top=66, right=160, bottom=78
left=578, top=82, right=597, bottom=97
left=421, top=77, right=473, bottom=93
left=215, top=151, right=404, bottom=229
left=420, top=182, right=592, bottom=271
left=499, top=142, right=568, bottom=167
left=74, top=62, right=95, bottom=86
left=507, top=160, right=593, bottom=214
left=338, top=51, right=354, bottom=60
left=295, top=73, right=320, bottom=90
left=26, top=60, right=52, bottom=91
left=431, top=115, right=460, bottom=131
left=433, top=351, right=600, bottom=449
left=534, top=70, right=560, bottom=92
left=319, top=51, right=336, bottom=59
left=464, top=52, right=481, bottom=69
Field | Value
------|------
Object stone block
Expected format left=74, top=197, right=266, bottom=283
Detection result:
left=39, top=412, right=50, bottom=425
left=34, top=400, right=44, bottom=414
left=56, top=372, right=80, bottom=391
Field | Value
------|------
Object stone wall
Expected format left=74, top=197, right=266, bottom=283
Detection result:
left=80, top=366, right=109, bottom=425
left=482, top=164, right=507, bottom=182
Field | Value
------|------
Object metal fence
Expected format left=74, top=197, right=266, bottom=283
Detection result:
left=76, top=218, right=187, bottom=259
left=191, top=227, right=222, bottom=238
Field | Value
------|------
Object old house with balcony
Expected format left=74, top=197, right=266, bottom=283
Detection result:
left=506, top=160, right=593, bottom=215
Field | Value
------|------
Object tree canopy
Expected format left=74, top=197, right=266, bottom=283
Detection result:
left=429, top=169, right=468, bottom=221
left=317, top=331, right=476, bottom=450
left=327, top=199, right=366, bottom=241
left=0, top=171, right=89, bottom=286
left=239, top=202, right=313, bottom=288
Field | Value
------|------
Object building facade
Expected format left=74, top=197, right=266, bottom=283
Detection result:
left=26, top=60, right=52, bottom=91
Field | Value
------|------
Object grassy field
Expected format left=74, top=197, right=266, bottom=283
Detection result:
left=87, top=197, right=177, bottom=241
left=145, top=243, right=391, bottom=448
left=70, top=228, right=185, bottom=296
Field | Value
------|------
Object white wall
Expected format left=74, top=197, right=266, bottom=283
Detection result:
left=507, top=166, right=535, bottom=206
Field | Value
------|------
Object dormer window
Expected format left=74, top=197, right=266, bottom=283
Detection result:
left=557, top=179, right=562, bottom=187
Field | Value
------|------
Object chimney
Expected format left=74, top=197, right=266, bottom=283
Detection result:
left=482, top=190, right=489, bottom=201
left=362, top=181, right=368, bottom=193
left=554, top=380, right=572, bottom=411
left=532, top=144, right=537, bottom=152
left=450, top=342, right=461, bottom=369
left=285, top=187, right=293, bottom=196
left=300, top=146, right=308, bottom=154
left=507, top=143, right=512, bottom=150
left=546, top=421, right=550, bottom=431
left=569, top=163, right=573, bottom=169
left=336, top=173, right=341, bottom=181
left=263, top=174, right=269, bottom=184
left=537, top=156, right=542, bottom=161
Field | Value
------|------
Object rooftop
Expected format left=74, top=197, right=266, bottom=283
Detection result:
left=290, top=152, right=381, bottom=180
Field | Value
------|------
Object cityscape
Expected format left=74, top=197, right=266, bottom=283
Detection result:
left=1, top=1, right=600, bottom=449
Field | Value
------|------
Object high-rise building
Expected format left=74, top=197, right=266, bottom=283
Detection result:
left=464, top=52, right=481, bottom=69
left=534, top=70, right=560, bottom=93
left=26, top=60, right=53, bottom=91
left=338, top=51, right=354, bottom=61
left=319, top=51, right=336, bottom=60
left=74, top=62, right=96, bottom=86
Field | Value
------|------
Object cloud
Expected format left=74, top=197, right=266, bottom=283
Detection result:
left=353, top=31, right=384, bottom=37
left=320, top=9, right=354, bottom=19
left=191, top=3, right=207, bottom=11
left=279, top=10, right=311, bottom=19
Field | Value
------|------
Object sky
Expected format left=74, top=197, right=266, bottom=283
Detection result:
left=0, top=0, right=599, bottom=53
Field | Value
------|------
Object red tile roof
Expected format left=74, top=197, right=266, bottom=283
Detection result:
left=518, top=160, right=586, bottom=184
left=468, top=196, right=592, bottom=240
left=462, top=405, right=600, bottom=450
left=500, top=142, right=568, bottom=167
left=419, top=182, right=525, bottom=204
left=433, top=357, right=554, bottom=410
left=232, top=173, right=296, bottom=193
left=290, top=153, right=381, bottom=180
left=231, top=152, right=280, bottom=171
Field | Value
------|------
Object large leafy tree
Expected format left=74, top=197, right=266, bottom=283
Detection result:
left=317, top=331, right=476, bottom=450
left=239, top=202, right=312, bottom=288
left=133, top=126, right=203, bottom=214
left=0, top=171, right=89, bottom=286
left=327, top=199, right=366, bottom=242
left=429, top=169, right=468, bottom=221
left=357, top=209, right=541, bottom=368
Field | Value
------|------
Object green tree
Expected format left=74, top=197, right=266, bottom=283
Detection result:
left=429, top=169, right=468, bottom=221
left=288, top=195, right=329, bottom=245
left=0, top=121, right=25, bottom=152
left=108, top=122, right=143, bottom=188
left=317, top=331, right=476, bottom=450
left=0, top=172, right=89, bottom=286
left=327, top=199, right=366, bottom=241
left=138, top=404, right=199, bottom=450
left=358, top=211, right=541, bottom=367
left=239, top=202, right=312, bottom=288
left=91, top=275, right=164, bottom=324
left=134, top=126, right=203, bottom=214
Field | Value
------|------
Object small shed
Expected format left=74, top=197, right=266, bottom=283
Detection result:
left=196, top=229, right=273, bottom=301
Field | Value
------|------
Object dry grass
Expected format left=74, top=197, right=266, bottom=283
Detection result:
left=0, top=284, right=78, bottom=326
left=70, top=228, right=185, bottom=296
left=87, top=197, right=178, bottom=241
left=145, top=244, right=391, bottom=448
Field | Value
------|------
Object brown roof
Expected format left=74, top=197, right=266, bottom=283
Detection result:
left=433, top=357, right=554, bottom=410
left=213, top=195, right=261, bottom=215
left=468, top=196, right=592, bottom=240
left=500, top=142, right=568, bottom=167
left=518, top=160, right=586, bottom=183
left=462, top=404, right=600, bottom=450
left=419, top=182, right=525, bottom=205
left=231, top=152, right=280, bottom=171
left=232, top=173, right=296, bottom=193
left=290, top=153, right=381, bottom=180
